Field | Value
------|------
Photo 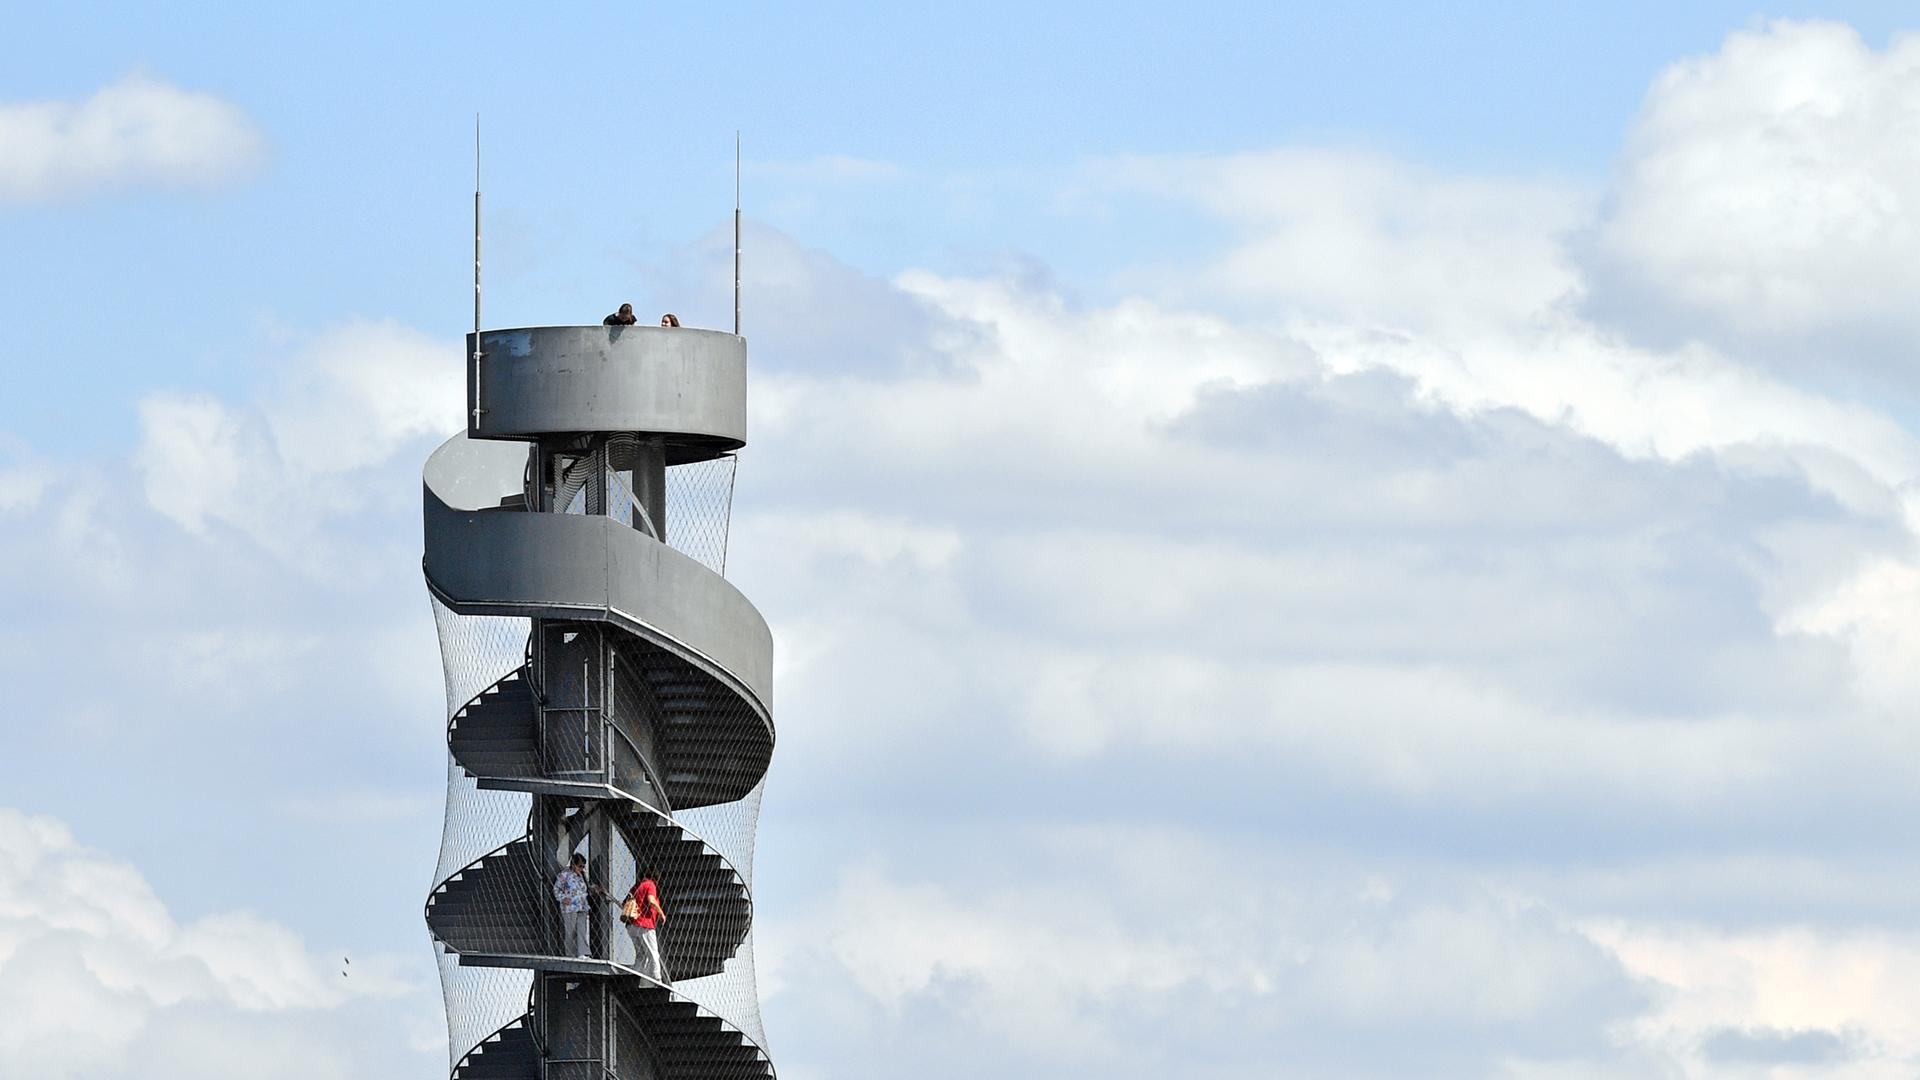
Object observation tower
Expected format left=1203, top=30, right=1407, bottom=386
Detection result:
left=422, top=322, right=775, bottom=1079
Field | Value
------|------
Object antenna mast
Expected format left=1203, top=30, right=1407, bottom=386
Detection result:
left=472, top=115, right=485, bottom=426
left=474, top=116, right=482, bottom=335
left=734, top=131, right=741, bottom=337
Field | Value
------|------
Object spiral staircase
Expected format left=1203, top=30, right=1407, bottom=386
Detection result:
left=423, top=325, right=774, bottom=1079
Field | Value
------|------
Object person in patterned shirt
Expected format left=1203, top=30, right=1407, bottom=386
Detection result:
left=553, top=852, right=600, bottom=958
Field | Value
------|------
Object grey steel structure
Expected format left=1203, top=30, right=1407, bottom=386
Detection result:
left=424, top=324, right=775, bottom=1079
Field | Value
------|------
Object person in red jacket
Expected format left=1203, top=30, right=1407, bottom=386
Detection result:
left=623, top=867, right=668, bottom=981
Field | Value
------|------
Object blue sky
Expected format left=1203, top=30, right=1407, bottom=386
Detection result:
left=5, top=0, right=1915, bottom=439
left=10, top=6, right=1920, bottom=1079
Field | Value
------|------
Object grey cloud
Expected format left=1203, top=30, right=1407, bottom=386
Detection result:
left=742, top=344, right=1878, bottom=766
left=1699, top=1026, right=1856, bottom=1065
left=630, top=221, right=986, bottom=378
left=756, top=831, right=1647, bottom=1080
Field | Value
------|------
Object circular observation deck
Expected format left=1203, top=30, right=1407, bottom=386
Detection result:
left=467, top=324, right=746, bottom=463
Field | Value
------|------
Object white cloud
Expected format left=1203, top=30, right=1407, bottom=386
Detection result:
left=1777, top=554, right=1920, bottom=713
left=1044, top=39, right=1920, bottom=739
left=136, top=393, right=252, bottom=534
left=1111, top=148, right=1590, bottom=332
left=266, top=320, right=463, bottom=474
left=693, top=36, right=1920, bottom=1062
left=135, top=318, right=459, bottom=566
left=1292, top=316, right=1920, bottom=509
left=0, top=73, right=265, bottom=203
left=1590, top=920, right=1920, bottom=1076
left=733, top=250, right=1904, bottom=830
left=1591, top=20, right=1920, bottom=347
left=760, top=838, right=1643, bottom=1073
left=0, top=808, right=413, bottom=1077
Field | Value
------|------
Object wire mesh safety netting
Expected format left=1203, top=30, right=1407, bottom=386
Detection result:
left=553, top=436, right=661, bottom=541
left=665, top=455, right=737, bottom=576
left=428, top=437, right=772, bottom=1077
left=543, top=441, right=736, bottom=577
left=435, top=952, right=534, bottom=1075
left=432, top=599, right=533, bottom=886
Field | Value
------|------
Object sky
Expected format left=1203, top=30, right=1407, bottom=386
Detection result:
left=7, top=4, right=1920, bottom=1078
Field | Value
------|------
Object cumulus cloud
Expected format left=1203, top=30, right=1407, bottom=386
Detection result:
left=711, top=212, right=1920, bottom=1077
left=1050, top=36, right=1920, bottom=743
left=757, top=834, right=1645, bottom=1077
left=135, top=318, right=459, bottom=565
left=0, top=808, right=413, bottom=1078
left=1111, top=148, right=1590, bottom=331
left=1588, top=920, right=1920, bottom=1075
left=0, top=73, right=265, bottom=203
left=1586, top=20, right=1920, bottom=371
left=703, top=26, right=1920, bottom=1069
left=733, top=255, right=1900, bottom=826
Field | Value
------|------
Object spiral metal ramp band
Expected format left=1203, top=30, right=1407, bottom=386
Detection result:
left=424, top=325, right=775, bottom=1080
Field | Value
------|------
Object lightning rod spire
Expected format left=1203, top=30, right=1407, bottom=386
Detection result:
left=734, top=131, right=742, bottom=337
left=471, top=114, right=484, bottom=426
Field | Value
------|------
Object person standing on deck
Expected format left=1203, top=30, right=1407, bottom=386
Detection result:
left=554, top=852, right=596, bottom=957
